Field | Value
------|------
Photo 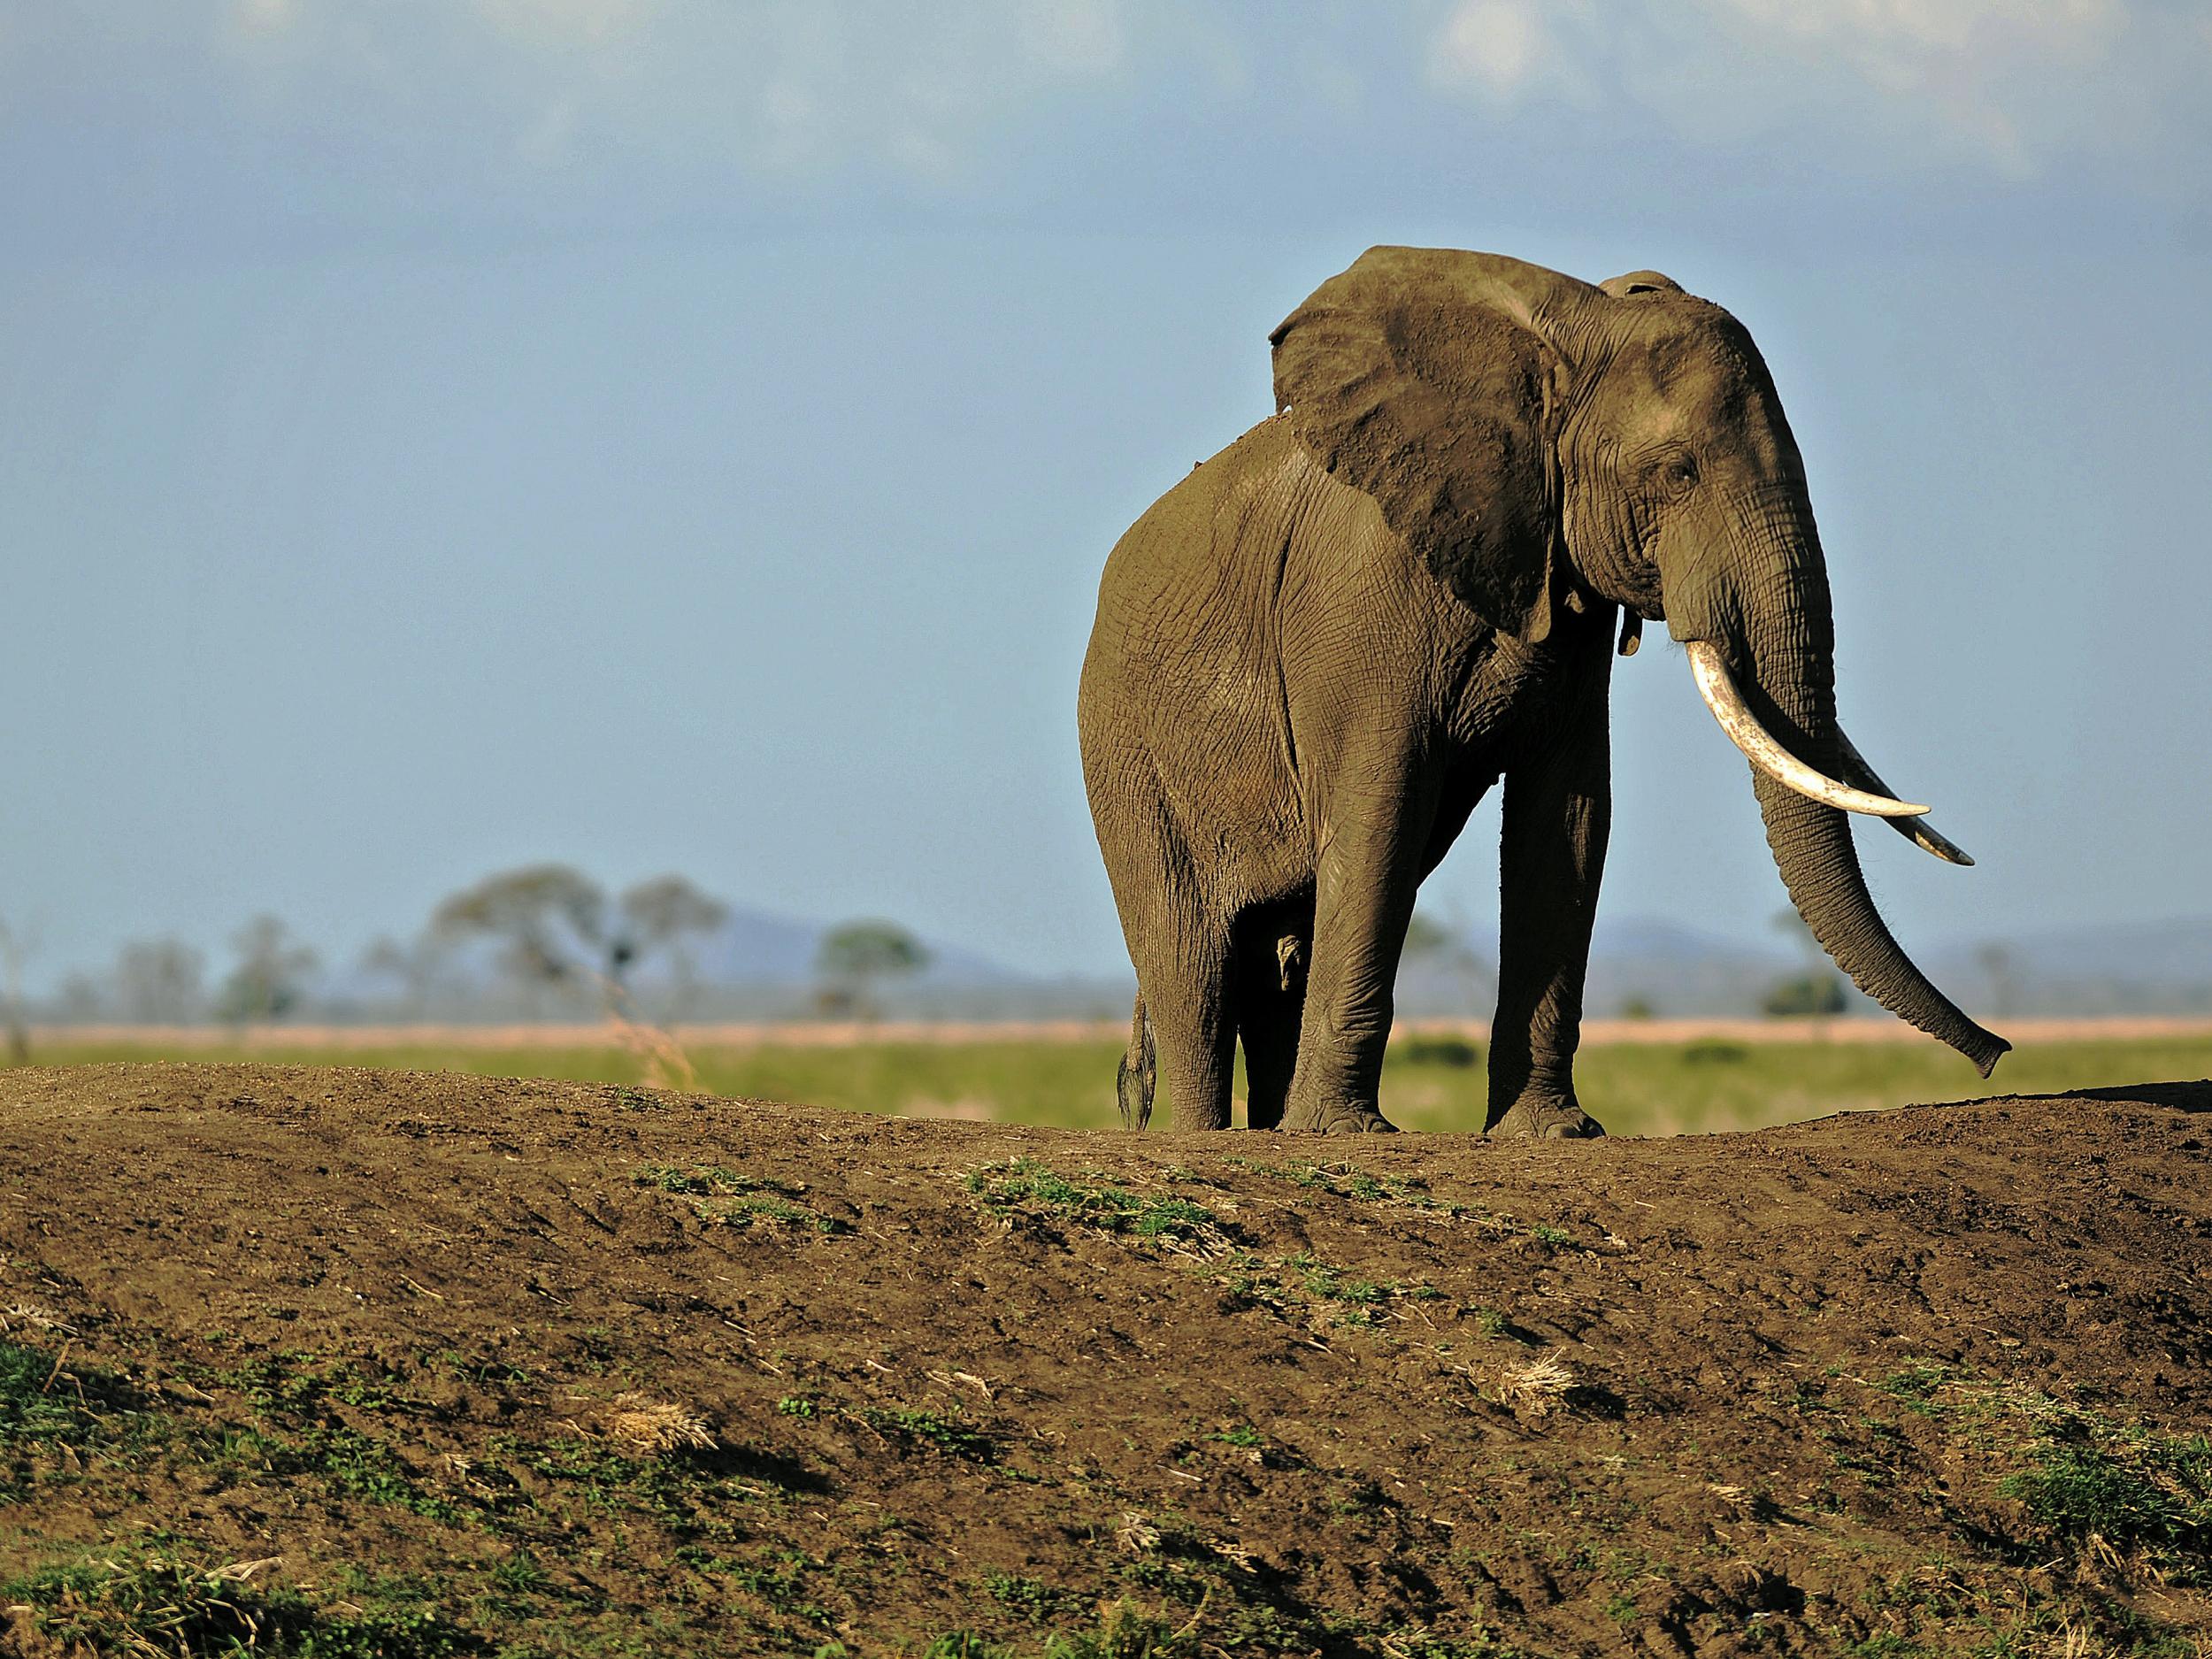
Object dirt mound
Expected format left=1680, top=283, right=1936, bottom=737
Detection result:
left=4, top=1064, right=2212, bottom=1657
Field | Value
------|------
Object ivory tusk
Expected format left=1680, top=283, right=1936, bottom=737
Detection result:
left=1685, top=641, right=1930, bottom=818
left=1833, top=728, right=1975, bottom=865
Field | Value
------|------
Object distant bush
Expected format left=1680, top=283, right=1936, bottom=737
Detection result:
left=1761, top=974, right=1847, bottom=1018
left=1682, top=1040, right=1750, bottom=1066
left=1394, top=1035, right=1480, bottom=1069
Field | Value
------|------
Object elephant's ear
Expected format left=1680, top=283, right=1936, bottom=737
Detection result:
left=1599, top=269, right=1682, bottom=297
left=1270, top=246, right=1589, bottom=643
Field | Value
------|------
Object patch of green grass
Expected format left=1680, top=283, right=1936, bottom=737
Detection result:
left=1040, top=1600, right=1194, bottom=1658
left=3, top=1548, right=482, bottom=1657
left=214, top=1350, right=421, bottom=1418
left=0, top=1340, right=154, bottom=1497
left=1681, top=1039, right=1750, bottom=1065
left=269, top=1424, right=463, bottom=1520
left=921, top=1636, right=1018, bottom=1659
left=860, top=1405, right=996, bottom=1463
left=633, top=1163, right=848, bottom=1233
left=1, top=1340, right=104, bottom=1448
left=1221, top=1157, right=1451, bottom=1211
left=1205, top=1251, right=1433, bottom=1331
left=1878, top=1362, right=1955, bottom=1413
left=966, top=1161, right=1226, bottom=1246
left=983, top=1570, right=1079, bottom=1625
left=2001, top=1409, right=2212, bottom=1572
left=1468, top=1306, right=1512, bottom=1340
left=715, top=1548, right=833, bottom=1625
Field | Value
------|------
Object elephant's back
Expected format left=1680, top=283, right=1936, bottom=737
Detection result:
left=1079, top=419, right=1311, bottom=872
left=1081, top=415, right=1302, bottom=703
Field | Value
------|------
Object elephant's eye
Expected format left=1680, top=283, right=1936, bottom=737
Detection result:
left=1663, top=452, right=1700, bottom=490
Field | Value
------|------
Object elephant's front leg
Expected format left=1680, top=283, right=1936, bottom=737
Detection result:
left=1279, top=763, right=1440, bottom=1135
left=1486, top=705, right=1610, bottom=1140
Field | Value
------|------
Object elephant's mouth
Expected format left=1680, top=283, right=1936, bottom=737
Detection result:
left=1682, top=640, right=1975, bottom=866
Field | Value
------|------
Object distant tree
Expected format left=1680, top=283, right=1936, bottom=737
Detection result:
left=431, top=866, right=730, bottom=1017
left=431, top=864, right=608, bottom=1010
left=1401, top=911, right=1455, bottom=962
left=0, top=918, right=35, bottom=1063
left=1617, top=995, right=1657, bottom=1020
left=1975, top=943, right=2017, bottom=1018
left=609, top=875, right=730, bottom=996
left=51, top=973, right=103, bottom=1023
left=357, top=932, right=451, bottom=1019
left=216, top=916, right=320, bottom=1024
left=1765, top=907, right=1847, bottom=1019
left=113, top=938, right=205, bottom=1024
left=1761, top=974, right=1848, bottom=1017
left=1398, top=908, right=1493, bottom=1013
left=815, top=920, right=928, bottom=1019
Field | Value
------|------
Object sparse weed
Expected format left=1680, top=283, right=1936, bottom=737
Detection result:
left=1, top=1338, right=125, bottom=1484
left=983, top=1569, right=1078, bottom=1624
left=633, top=1162, right=847, bottom=1233
left=861, top=1405, right=996, bottom=1463
left=1682, top=1039, right=1750, bottom=1066
left=1205, top=1250, right=1432, bottom=1332
left=1222, top=1156, right=1451, bottom=1212
left=1394, top=1034, right=1481, bottom=1069
left=921, top=1635, right=1018, bottom=1659
left=1041, top=1598, right=1194, bottom=1658
left=2, top=1548, right=480, bottom=1658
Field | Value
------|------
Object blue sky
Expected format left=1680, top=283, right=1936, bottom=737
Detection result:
left=2, top=1, right=2208, bottom=989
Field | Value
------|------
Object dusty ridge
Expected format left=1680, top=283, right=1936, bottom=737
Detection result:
left=4, top=1063, right=2212, bottom=1656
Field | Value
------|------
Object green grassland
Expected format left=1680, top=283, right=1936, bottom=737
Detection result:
left=16, top=1030, right=2211, bottom=1135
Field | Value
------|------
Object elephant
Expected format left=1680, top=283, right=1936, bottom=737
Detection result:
left=1077, top=246, right=2007, bottom=1137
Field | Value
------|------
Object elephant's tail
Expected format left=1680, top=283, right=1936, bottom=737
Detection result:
left=1116, top=995, right=1156, bottom=1132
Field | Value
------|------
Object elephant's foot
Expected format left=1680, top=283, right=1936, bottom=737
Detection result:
left=1486, top=1098, right=1606, bottom=1141
left=1279, top=1100, right=1400, bottom=1135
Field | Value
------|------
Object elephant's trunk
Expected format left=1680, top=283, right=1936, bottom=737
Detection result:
left=1694, top=495, right=2009, bottom=1076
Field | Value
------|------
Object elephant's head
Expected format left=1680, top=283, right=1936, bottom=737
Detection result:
left=1271, top=246, right=2007, bottom=1075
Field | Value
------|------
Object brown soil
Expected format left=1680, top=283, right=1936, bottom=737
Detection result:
left=4, top=1063, right=2212, bottom=1657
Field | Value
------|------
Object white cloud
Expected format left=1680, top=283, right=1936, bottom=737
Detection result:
left=228, top=0, right=297, bottom=34
left=1425, top=0, right=2171, bottom=177
left=205, top=1, right=1141, bottom=190
left=1020, top=0, right=1125, bottom=77
left=1431, top=0, right=1549, bottom=100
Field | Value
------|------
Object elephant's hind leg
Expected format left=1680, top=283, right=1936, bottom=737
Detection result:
left=1131, top=928, right=1234, bottom=1131
left=1231, top=894, right=1312, bottom=1131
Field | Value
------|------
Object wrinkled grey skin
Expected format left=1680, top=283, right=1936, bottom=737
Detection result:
left=1079, top=247, right=2007, bottom=1137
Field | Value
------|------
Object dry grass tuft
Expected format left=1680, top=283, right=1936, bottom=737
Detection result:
left=603, top=1393, right=716, bottom=1455
left=1, top=1303, right=75, bottom=1336
left=1486, top=1353, right=1577, bottom=1415
left=1115, top=1510, right=1161, bottom=1554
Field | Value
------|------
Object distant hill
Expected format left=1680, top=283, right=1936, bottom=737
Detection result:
left=679, top=905, right=1029, bottom=988
left=1925, top=918, right=2212, bottom=1016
